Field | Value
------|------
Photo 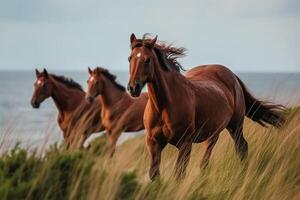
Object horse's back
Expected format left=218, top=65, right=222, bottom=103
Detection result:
left=185, top=64, right=236, bottom=83
left=185, top=64, right=242, bottom=96
left=139, top=92, right=149, bottom=102
left=122, top=92, right=148, bottom=132
left=68, top=96, right=103, bottom=134
left=131, top=92, right=148, bottom=110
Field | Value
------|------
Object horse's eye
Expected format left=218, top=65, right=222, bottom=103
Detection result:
left=128, top=56, right=132, bottom=62
left=145, top=58, right=150, bottom=64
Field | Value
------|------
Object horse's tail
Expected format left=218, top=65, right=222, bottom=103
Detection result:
left=236, top=76, right=286, bottom=128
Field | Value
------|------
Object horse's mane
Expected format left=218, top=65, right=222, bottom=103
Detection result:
left=51, top=74, right=84, bottom=91
left=94, top=67, right=126, bottom=91
left=132, top=34, right=186, bottom=72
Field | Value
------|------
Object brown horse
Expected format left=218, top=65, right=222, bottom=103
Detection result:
left=86, top=67, right=148, bottom=157
left=31, top=68, right=104, bottom=149
left=127, top=34, right=285, bottom=180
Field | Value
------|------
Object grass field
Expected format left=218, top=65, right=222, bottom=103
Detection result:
left=0, top=107, right=299, bottom=200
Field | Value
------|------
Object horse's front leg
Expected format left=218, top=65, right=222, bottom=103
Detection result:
left=78, top=132, right=90, bottom=149
left=107, top=129, right=123, bottom=157
left=146, top=134, right=166, bottom=181
left=65, top=141, right=71, bottom=150
left=175, top=141, right=192, bottom=180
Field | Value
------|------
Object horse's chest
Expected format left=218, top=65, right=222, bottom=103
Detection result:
left=101, top=109, right=118, bottom=130
left=149, top=110, right=192, bottom=142
left=145, top=104, right=193, bottom=141
left=58, top=114, right=72, bottom=138
left=101, top=111, right=109, bottom=127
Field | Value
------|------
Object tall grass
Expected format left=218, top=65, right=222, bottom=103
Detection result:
left=0, top=108, right=299, bottom=200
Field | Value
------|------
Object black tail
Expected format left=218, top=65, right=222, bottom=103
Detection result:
left=236, top=76, right=286, bottom=128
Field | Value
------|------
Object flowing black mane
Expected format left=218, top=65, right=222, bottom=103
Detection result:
left=51, top=74, right=84, bottom=91
left=94, top=67, right=126, bottom=91
left=131, top=34, right=186, bottom=72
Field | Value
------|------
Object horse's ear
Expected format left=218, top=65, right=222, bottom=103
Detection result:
left=88, top=67, right=92, bottom=75
left=35, top=69, right=40, bottom=78
left=149, top=35, right=157, bottom=48
left=95, top=68, right=100, bottom=76
left=43, top=68, right=48, bottom=78
left=130, top=33, right=136, bottom=44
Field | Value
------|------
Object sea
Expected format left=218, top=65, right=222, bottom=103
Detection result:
left=0, top=70, right=299, bottom=149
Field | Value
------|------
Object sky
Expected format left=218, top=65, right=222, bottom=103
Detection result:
left=0, top=0, right=299, bottom=72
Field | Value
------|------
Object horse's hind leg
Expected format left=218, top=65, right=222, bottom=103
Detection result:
left=227, top=124, right=248, bottom=160
left=200, top=135, right=219, bottom=170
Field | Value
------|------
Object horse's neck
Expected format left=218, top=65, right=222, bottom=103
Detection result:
left=51, top=79, right=85, bottom=118
left=100, top=77, right=128, bottom=110
left=147, top=66, right=190, bottom=112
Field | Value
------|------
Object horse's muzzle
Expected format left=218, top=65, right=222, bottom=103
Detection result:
left=127, top=82, right=143, bottom=97
left=86, top=96, right=95, bottom=104
left=31, top=100, right=40, bottom=109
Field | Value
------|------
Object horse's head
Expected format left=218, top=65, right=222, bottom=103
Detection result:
left=31, top=68, right=53, bottom=108
left=127, top=33, right=157, bottom=97
left=86, top=67, right=103, bottom=104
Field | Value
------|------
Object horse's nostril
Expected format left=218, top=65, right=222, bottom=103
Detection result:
left=31, top=100, right=39, bottom=108
left=86, top=96, right=94, bottom=103
left=127, top=85, right=133, bottom=92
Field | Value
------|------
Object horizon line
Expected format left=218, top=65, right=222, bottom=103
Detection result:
left=0, top=69, right=300, bottom=74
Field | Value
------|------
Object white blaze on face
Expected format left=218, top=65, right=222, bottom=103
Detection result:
left=90, top=76, right=95, bottom=82
left=137, top=52, right=141, bottom=58
left=37, top=80, right=42, bottom=85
